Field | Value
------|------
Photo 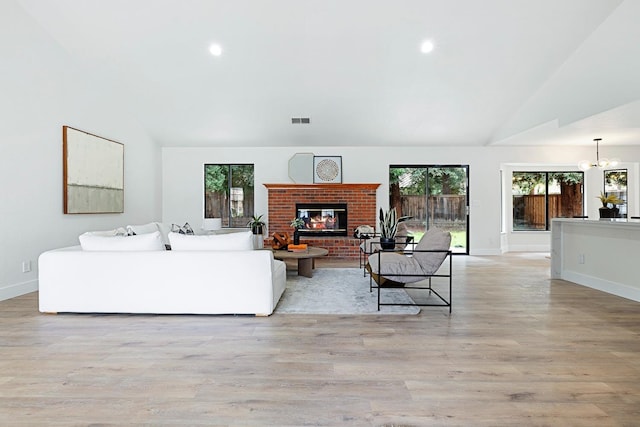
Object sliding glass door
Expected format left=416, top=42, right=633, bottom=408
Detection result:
left=390, top=165, right=469, bottom=254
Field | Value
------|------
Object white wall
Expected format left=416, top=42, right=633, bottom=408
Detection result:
left=162, top=144, right=640, bottom=256
left=0, top=2, right=162, bottom=301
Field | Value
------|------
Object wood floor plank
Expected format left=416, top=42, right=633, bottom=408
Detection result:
left=1, top=253, right=640, bottom=425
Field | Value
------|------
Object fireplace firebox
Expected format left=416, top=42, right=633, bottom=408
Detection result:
left=295, top=203, right=347, bottom=237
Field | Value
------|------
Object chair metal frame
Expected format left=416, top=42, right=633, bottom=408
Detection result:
left=367, top=241, right=452, bottom=313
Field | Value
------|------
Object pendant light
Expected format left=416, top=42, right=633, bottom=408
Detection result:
left=578, top=138, right=619, bottom=171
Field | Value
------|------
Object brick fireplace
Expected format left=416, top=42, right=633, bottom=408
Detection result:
left=264, top=183, right=380, bottom=259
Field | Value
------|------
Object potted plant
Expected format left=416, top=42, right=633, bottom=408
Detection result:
left=290, top=217, right=305, bottom=245
left=247, top=214, right=266, bottom=234
left=378, top=207, right=398, bottom=250
left=597, top=192, right=623, bottom=219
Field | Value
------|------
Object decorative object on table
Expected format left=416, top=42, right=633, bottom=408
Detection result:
left=378, top=207, right=398, bottom=250
left=271, top=232, right=291, bottom=250
left=597, top=192, right=623, bottom=219
left=287, top=243, right=308, bottom=253
left=313, top=156, right=342, bottom=183
left=290, top=217, right=305, bottom=245
left=63, top=126, right=124, bottom=214
left=354, top=224, right=375, bottom=239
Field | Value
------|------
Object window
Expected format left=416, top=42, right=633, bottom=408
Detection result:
left=204, top=164, right=254, bottom=228
left=389, top=165, right=469, bottom=254
left=512, top=171, right=584, bottom=231
left=604, top=169, right=627, bottom=218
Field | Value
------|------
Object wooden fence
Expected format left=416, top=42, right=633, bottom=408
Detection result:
left=401, top=194, right=582, bottom=229
left=204, top=191, right=254, bottom=227
left=513, top=194, right=581, bottom=228
left=399, top=195, right=466, bottom=222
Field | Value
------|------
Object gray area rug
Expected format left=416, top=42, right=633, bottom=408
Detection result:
left=275, top=268, right=420, bottom=315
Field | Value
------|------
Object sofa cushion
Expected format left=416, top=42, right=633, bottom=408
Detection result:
left=79, top=230, right=165, bottom=251
left=127, top=222, right=171, bottom=247
left=126, top=222, right=160, bottom=236
left=171, top=222, right=194, bottom=235
left=366, top=252, right=424, bottom=284
left=84, top=227, right=128, bottom=237
left=168, top=231, right=253, bottom=251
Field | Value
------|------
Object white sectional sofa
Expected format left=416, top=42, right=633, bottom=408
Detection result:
left=38, top=225, right=286, bottom=316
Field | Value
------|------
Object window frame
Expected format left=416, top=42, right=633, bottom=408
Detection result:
left=604, top=168, right=628, bottom=218
left=512, top=171, right=584, bottom=232
left=204, top=163, right=255, bottom=228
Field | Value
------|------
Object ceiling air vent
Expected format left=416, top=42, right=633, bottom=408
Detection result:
left=291, top=117, right=311, bottom=124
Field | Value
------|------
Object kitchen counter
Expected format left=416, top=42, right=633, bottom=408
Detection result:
left=551, top=218, right=640, bottom=302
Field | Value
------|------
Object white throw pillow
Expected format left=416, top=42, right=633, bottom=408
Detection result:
left=168, top=231, right=253, bottom=251
left=84, top=227, right=128, bottom=237
left=79, top=230, right=165, bottom=251
left=126, top=222, right=160, bottom=236
left=127, top=222, right=172, bottom=247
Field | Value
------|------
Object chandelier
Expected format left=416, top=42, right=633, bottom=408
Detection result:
left=578, top=138, right=619, bottom=171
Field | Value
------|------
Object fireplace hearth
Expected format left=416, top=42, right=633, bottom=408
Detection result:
left=295, top=203, right=347, bottom=237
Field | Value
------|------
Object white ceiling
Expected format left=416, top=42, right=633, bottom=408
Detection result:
left=15, top=0, right=640, bottom=147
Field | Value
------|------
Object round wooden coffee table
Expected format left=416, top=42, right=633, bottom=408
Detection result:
left=271, top=246, right=329, bottom=278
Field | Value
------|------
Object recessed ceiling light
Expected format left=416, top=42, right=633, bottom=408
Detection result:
left=420, top=40, right=435, bottom=54
left=209, top=43, right=222, bottom=56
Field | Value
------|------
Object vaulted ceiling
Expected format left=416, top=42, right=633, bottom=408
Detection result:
left=15, top=0, right=640, bottom=147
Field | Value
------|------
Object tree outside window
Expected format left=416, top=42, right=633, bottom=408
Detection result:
left=512, top=172, right=583, bottom=231
left=204, top=164, right=254, bottom=228
left=604, top=169, right=627, bottom=218
left=389, top=165, right=468, bottom=252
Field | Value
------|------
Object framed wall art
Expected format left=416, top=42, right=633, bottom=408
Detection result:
left=313, top=156, right=342, bottom=183
left=63, top=126, right=124, bottom=214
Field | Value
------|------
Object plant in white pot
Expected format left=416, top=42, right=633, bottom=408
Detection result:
left=247, top=214, right=266, bottom=249
left=378, top=207, right=398, bottom=250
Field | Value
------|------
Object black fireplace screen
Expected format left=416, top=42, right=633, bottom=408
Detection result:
left=295, top=203, right=347, bottom=236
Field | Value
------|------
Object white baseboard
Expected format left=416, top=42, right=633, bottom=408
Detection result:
left=562, top=271, right=640, bottom=303
left=469, top=248, right=503, bottom=256
left=505, top=244, right=551, bottom=253
left=0, top=280, right=38, bottom=302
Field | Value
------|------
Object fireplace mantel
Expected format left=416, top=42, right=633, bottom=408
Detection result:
left=264, top=183, right=380, bottom=190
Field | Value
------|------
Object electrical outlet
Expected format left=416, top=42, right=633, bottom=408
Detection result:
left=22, top=261, right=31, bottom=273
left=578, top=254, right=585, bottom=265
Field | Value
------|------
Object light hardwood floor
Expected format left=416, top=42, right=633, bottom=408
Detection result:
left=2, top=253, right=640, bottom=426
